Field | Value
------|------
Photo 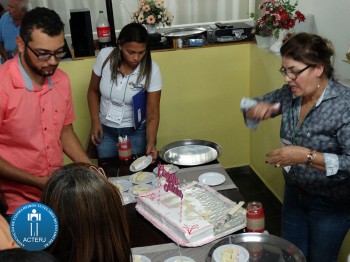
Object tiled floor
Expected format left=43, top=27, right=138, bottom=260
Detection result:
left=226, top=166, right=282, bottom=236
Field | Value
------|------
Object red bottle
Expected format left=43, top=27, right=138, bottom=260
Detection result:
left=96, top=10, right=111, bottom=49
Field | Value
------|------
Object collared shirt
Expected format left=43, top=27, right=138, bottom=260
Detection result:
left=0, top=12, right=19, bottom=54
left=93, top=47, right=162, bottom=128
left=0, top=56, right=75, bottom=214
left=241, top=79, right=350, bottom=203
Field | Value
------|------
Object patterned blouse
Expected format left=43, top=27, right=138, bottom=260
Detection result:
left=241, top=79, right=350, bottom=204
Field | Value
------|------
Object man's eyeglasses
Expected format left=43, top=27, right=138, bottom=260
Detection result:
left=279, top=65, right=311, bottom=80
left=26, top=44, right=66, bottom=61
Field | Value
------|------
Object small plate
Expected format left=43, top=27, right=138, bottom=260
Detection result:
left=130, top=155, right=153, bottom=172
left=164, top=256, right=195, bottom=262
left=198, top=172, right=226, bottom=186
left=129, top=172, right=155, bottom=184
left=212, top=244, right=249, bottom=262
left=132, top=254, right=151, bottom=262
left=108, top=178, right=132, bottom=192
left=121, top=192, right=135, bottom=205
left=151, top=177, right=166, bottom=187
left=129, top=184, right=155, bottom=196
left=153, top=164, right=179, bottom=175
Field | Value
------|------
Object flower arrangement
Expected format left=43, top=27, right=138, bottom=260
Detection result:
left=250, top=0, right=305, bottom=38
left=132, top=0, right=174, bottom=26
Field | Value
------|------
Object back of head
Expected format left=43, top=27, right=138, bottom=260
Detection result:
left=0, top=191, right=7, bottom=217
left=0, top=248, right=58, bottom=262
left=41, top=163, right=131, bottom=262
left=20, top=7, right=64, bottom=43
left=280, top=32, right=334, bottom=78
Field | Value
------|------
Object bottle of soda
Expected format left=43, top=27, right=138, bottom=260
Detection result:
left=96, top=10, right=111, bottom=49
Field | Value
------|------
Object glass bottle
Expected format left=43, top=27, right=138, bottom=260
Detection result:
left=246, top=201, right=265, bottom=233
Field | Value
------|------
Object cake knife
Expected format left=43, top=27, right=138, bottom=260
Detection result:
left=224, top=201, right=245, bottom=223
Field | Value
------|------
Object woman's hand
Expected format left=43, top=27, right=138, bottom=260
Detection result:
left=246, top=102, right=280, bottom=121
left=146, top=144, right=158, bottom=163
left=90, top=120, right=103, bottom=145
left=266, top=146, right=309, bottom=167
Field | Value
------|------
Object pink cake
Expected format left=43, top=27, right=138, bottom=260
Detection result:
left=135, top=181, right=246, bottom=247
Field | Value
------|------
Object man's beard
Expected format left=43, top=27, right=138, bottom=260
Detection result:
left=24, top=49, right=58, bottom=77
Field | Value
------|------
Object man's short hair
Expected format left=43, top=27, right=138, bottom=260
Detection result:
left=20, top=7, right=64, bottom=43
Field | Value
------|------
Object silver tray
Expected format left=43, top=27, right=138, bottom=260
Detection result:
left=206, top=233, right=306, bottom=262
left=159, top=139, right=222, bottom=166
left=161, top=27, right=206, bottom=38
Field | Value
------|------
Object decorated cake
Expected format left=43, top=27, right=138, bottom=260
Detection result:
left=136, top=178, right=246, bottom=247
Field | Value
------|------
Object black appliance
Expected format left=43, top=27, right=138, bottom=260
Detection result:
left=206, top=22, right=254, bottom=43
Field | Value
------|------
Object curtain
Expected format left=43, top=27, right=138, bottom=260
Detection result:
left=29, top=0, right=254, bottom=35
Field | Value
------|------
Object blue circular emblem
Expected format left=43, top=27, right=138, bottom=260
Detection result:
left=10, top=202, right=59, bottom=251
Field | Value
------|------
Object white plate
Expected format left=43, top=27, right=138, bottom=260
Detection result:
left=164, top=256, right=195, bottom=262
left=108, top=178, right=132, bottom=192
left=153, top=164, right=179, bottom=175
left=198, top=172, right=226, bottom=186
left=121, top=192, right=135, bottom=205
left=132, top=254, right=151, bottom=262
left=130, top=155, right=153, bottom=172
left=151, top=177, right=166, bottom=187
left=212, top=244, right=249, bottom=262
left=129, top=172, right=155, bottom=184
left=129, top=183, right=155, bottom=196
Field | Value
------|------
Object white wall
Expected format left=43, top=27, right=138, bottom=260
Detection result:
left=297, top=0, right=350, bottom=87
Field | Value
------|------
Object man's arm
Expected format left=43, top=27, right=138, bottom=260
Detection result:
left=60, top=124, right=91, bottom=164
left=0, top=158, right=47, bottom=189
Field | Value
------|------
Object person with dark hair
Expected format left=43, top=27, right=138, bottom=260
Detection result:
left=0, top=248, right=58, bottom=262
left=41, top=163, right=132, bottom=262
left=0, top=7, right=91, bottom=221
left=0, top=0, right=28, bottom=63
left=88, top=22, right=162, bottom=161
left=0, top=191, right=7, bottom=217
left=241, top=33, right=350, bottom=262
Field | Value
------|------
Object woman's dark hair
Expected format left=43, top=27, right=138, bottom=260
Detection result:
left=109, top=23, right=152, bottom=88
left=0, top=248, right=58, bottom=262
left=0, top=190, right=7, bottom=217
left=20, top=7, right=64, bottom=43
left=280, top=32, right=334, bottom=78
left=41, top=163, right=131, bottom=262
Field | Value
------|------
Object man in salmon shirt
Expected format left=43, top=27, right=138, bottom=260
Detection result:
left=0, top=7, right=91, bottom=222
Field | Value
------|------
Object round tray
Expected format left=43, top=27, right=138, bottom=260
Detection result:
left=206, top=233, right=306, bottom=262
left=159, top=139, right=222, bottom=166
left=161, top=27, right=206, bottom=38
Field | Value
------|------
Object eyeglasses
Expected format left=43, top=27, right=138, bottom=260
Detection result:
left=279, top=65, right=311, bottom=80
left=26, top=44, right=66, bottom=61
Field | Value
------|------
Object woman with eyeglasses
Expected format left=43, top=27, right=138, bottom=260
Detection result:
left=241, top=33, right=350, bottom=262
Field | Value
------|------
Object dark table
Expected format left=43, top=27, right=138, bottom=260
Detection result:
left=98, top=156, right=245, bottom=248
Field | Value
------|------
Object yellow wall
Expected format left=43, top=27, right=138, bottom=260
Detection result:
left=58, top=43, right=349, bottom=261
left=59, top=43, right=252, bottom=168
